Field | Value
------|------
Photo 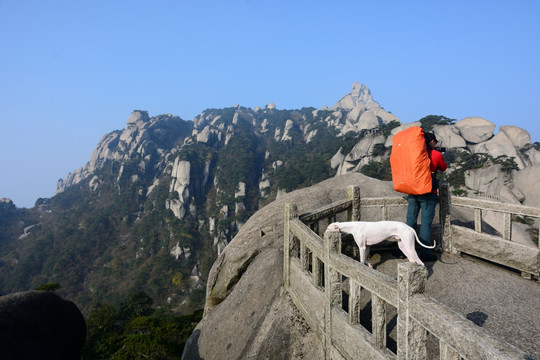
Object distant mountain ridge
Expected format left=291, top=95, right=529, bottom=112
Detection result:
left=1, top=82, right=538, bottom=314
left=54, top=82, right=402, bottom=257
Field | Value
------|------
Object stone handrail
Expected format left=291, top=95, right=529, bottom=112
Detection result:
left=439, top=184, right=540, bottom=278
left=283, top=185, right=532, bottom=359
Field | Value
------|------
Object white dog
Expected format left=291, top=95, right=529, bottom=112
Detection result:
left=326, top=221, right=436, bottom=267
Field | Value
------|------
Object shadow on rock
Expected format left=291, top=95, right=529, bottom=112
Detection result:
left=466, top=311, right=489, bottom=327
left=182, top=328, right=204, bottom=360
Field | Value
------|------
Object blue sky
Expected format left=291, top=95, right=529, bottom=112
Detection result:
left=1, top=1, right=539, bottom=208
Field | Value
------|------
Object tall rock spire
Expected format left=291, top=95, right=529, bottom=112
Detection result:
left=332, top=82, right=380, bottom=110
left=330, top=82, right=399, bottom=133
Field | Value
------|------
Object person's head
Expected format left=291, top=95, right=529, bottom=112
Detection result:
left=425, top=132, right=438, bottom=149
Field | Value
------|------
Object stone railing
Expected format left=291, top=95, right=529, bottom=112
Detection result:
left=439, top=184, right=540, bottom=278
left=283, top=185, right=531, bottom=359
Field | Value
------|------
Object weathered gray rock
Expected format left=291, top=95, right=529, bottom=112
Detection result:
left=432, top=124, right=466, bottom=149
left=333, top=82, right=399, bottom=134
left=498, top=126, right=531, bottom=149
left=281, top=119, right=295, bottom=141
left=463, top=163, right=538, bottom=245
left=513, top=165, right=540, bottom=208
left=330, top=149, right=346, bottom=170
left=371, top=107, right=399, bottom=124
left=195, top=126, right=212, bottom=143
left=126, top=109, right=150, bottom=126
left=0, top=291, right=86, bottom=360
left=464, top=165, right=519, bottom=204
left=455, top=117, right=496, bottom=143
left=17, top=224, right=40, bottom=240
left=461, top=165, right=536, bottom=245
left=335, top=134, right=386, bottom=175
left=471, top=131, right=525, bottom=169
left=525, top=147, right=540, bottom=165
left=167, top=159, right=191, bottom=219
left=57, top=110, right=188, bottom=194
left=347, top=110, right=380, bottom=131
left=332, top=82, right=380, bottom=111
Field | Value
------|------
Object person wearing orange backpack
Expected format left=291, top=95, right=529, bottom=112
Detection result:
left=405, top=132, right=447, bottom=262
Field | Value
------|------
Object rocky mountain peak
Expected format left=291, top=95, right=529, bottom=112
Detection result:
left=0, top=198, right=15, bottom=210
left=332, top=82, right=380, bottom=111
left=329, top=82, right=399, bottom=135
left=126, top=110, right=150, bottom=127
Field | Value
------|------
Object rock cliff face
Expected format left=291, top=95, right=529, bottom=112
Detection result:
left=56, top=84, right=540, bottom=224
left=57, top=111, right=192, bottom=194
left=52, top=83, right=413, bottom=255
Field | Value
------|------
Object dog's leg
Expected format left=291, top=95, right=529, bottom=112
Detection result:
left=359, top=245, right=367, bottom=266
left=365, top=245, right=373, bottom=268
left=356, top=234, right=369, bottom=267
left=397, top=238, right=424, bottom=266
left=359, top=244, right=373, bottom=268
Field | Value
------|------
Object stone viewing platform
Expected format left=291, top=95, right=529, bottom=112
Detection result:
left=185, top=173, right=539, bottom=360
left=284, top=184, right=539, bottom=359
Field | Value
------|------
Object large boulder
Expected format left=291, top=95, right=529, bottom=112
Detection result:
left=513, top=165, right=540, bottom=208
left=462, top=164, right=537, bottom=246
left=498, top=126, right=531, bottom=149
left=432, top=124, right=467, bottom=149
left=525, top=147, right=540, bottom=166
left=470, top=131, right=526, bottom=169
left=0, top=291, right=86, bottom=360
left=455, top=117, right=495, bottom=143
left=335, top=134, right=386, bottom=174
left=464, top=164, right=519, bottom=204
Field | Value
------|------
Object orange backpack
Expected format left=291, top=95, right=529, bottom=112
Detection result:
left=390, top=126, right=432, bottom=195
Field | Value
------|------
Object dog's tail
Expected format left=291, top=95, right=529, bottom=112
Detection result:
left=412, top=228, right=436, bottom=249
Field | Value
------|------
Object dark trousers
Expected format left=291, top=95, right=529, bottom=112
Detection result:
left=406, top=193, right=437, bottom=254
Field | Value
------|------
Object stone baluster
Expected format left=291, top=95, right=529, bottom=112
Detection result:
left=284, top=203, right=298, bottom=288
left=397, top=262, right=428, bottom=360
left=324, top=229, right=342, bottom=356
left=372, top=294, right=387, bottom=349
left=312, top=256, right=323, bottom=287
left=474, top=208, right=482, bottom=233
left=348, top=280, right=361, bottom=325
left=503, top=212, right=512, bottom=241
left=347, top=185, right=361, bottom=221
left=439, top=183, right=452, bottom=253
